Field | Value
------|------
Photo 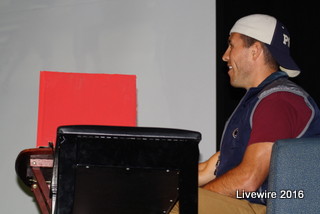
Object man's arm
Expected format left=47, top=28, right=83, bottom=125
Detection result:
left=202, top=142, right=273, bottom=197
left=198, top=151, right=220, bottom=187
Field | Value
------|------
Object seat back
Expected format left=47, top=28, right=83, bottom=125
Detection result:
left=267, top=137, right=320, bottom=214
left=52, top=125, right=201, bottom=214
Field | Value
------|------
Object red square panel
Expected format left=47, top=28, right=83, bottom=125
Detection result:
left=36, top=71, right=137, bottom=147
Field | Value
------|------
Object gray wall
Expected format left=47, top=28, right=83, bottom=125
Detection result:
left=0, top=0, right=216, bottom=213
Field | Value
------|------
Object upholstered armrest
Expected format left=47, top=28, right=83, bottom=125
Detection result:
left=267, top=137, right=320, bottom=214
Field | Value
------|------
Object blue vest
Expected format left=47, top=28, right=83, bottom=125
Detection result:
left=215, top=71, right=320, bottom=204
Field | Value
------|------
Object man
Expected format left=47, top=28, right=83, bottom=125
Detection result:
left=171, top=14, right=320, bottom=214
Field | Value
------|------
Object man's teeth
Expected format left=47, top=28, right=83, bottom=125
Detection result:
left=228, top=66, right=233, bottom=69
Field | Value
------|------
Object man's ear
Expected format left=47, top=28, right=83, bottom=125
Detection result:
left=250, top=41, right=263, bottom=60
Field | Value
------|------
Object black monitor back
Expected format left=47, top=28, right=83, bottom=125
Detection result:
left=52, top=125, right=201, bottom=214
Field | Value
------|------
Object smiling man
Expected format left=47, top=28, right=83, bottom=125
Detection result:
left=170, top=14, right=320, bottom=214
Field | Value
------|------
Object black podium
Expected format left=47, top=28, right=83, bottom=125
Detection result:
left=52, top=125, right=201, bottom=214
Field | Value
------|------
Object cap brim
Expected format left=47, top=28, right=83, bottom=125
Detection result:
left=266, top=45, right=301, bottom=78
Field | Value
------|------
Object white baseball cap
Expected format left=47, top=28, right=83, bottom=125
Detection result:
left=230, top=14, right=300, bottom=77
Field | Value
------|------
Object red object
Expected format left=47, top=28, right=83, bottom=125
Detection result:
left=36, top=71, right=137, bottom=147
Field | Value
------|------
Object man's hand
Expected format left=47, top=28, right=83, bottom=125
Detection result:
left=198, top=151, right=220, bottom=186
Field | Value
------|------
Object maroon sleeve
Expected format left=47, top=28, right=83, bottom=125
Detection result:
left=248, top=92, right=312, bottom=146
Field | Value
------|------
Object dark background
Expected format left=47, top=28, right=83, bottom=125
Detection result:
left=216, top=0, right=320, bottom=150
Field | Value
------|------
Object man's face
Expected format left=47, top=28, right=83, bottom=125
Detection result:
left=222, top=33, right=254, bottom=90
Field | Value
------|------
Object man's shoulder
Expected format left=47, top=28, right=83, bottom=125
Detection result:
left=259, top=78, right=308, bottom=100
